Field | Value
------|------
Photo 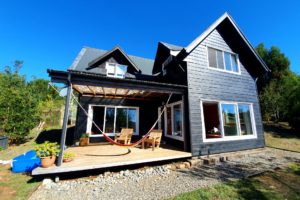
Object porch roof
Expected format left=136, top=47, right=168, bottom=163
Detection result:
left=48, top=69, right=187, bottom=95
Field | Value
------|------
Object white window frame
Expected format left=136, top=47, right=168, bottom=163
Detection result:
left=86, top=104, right=139, bottom=137
left=206, top=46, right=241, bottom=75
left=105, top=62, right=127, bottom=79
left=200, top=99, right=257, bottom=143
left=164, top=101, right=184, bottom=141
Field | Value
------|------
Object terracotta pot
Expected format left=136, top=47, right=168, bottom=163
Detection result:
left=63, top=158, right=73, bottom=163
left=40, top=156, right=56, bottom=168
left=79, top=138, right=89, bottom=146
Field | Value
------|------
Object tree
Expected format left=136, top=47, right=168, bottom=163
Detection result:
left=0, top=61, right=39, bottom=143
left=256, top=43, right=300, bottom=130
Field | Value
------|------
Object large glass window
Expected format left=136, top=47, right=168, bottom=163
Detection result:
left=238, top=104, right=253, bottom=135
left=221, top=104, right=238, bottom=136
left=202, top=101, right=255, bottom=140
left=165, top=101, right=183, bottom=139
left=208, top=47, right=239, bottom=73
left=90, top=106, right=138, bottom=136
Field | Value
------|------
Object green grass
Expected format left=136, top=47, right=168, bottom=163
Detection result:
left=170, top=163, right=300, bottom=200
left=0, top=128, right=41, bottom=200
left=264, top=122, right=300, bottom=152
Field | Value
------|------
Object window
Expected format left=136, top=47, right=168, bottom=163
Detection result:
left=105, top=63, right=127, bottom=78
left=165, top=101, right=184, bottom=140
left=202, top=101, right=256, bottom=141
left=207, top=47, right=239, bottom=73
left=89, top=105, right=138, bottom=136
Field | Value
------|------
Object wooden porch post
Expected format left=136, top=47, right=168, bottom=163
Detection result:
left=57, top=74, right=72, bottom=166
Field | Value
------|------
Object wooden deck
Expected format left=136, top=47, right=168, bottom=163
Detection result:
left=32, top=143, right=191, bottom=175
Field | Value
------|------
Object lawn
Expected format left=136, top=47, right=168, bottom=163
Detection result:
left=171, top=163, right=300, bottom=200
left=0, top=129, right=42, bottom=200
left=264, top=122, right=300, bottom=152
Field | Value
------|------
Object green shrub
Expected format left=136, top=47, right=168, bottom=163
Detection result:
left=0, top=146, right=3, bottom=151
left=34, top=141, right=60, bottom=157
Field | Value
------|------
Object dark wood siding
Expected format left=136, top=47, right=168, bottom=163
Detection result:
left=185, top=29, right=265, bottom=156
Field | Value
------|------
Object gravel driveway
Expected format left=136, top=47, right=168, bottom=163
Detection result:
left=29, top=148, right=300, bottom=200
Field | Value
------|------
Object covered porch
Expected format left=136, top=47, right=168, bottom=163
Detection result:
left=32, top=143, right=192, bottom=175
left=44, top=69, right=190, bottom=174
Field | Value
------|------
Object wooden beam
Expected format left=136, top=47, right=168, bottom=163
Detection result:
left=87, top=86, right=96, bottom=95
left=114, top=88, right=118, bottom=97
left=73, top=85, right=83, bottom=94
left=102, top=87, right=106, bottom=97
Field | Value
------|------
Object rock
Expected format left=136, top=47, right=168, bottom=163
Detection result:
left=183, top=162, right=191, bottom=168
left=104, top=171, right=111, bottom=177
left=176, top=163, right=186, bottom=169
left=42, top=178, right=54, bottom=186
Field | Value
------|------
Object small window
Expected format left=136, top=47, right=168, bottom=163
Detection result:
left=105, top=63, right=127, bottom=78
left=207, top=47, right=239, bottom=73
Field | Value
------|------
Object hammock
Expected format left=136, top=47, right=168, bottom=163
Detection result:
left=49, top=83, right=172, bottom=148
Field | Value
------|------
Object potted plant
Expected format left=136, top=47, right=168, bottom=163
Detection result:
left=79, top=133, right=89, bottom=146
left=63, top=152, right=75, bottom=162
left=34, top=141, right=60, bottom=168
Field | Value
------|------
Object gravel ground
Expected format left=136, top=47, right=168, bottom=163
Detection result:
left=29, top=148, right=300, bottom=200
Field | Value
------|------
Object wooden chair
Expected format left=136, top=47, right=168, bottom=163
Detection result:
left=114, top=128, right=133, bottom=144
left=142, top=129, right=162, bottom=151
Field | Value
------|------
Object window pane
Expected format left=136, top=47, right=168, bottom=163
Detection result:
left=238, top=104, right=253, bottom=135
left=128, top=108, right=137, bottom=132
left=91, top=106, right=105, bottom=135
left=208, top=48, right=217, bottom=68
left=216, top=50, right=224, bottom=69
left=115, top=108, right=127, bottom=133
left=224, top=52, right=232, bottom=71
left=203, top=102, right=222, bottom=139
left=173, top=104, right=182, bottom=137
left=105, top=107, right=115, bottom=133
left=166, top=107, right=172, bottom=135
left=231, top=54, right=239, bottom=72
left=115, top=65, right=127, bottom=78
left=221, top=104, right=238, bottom=136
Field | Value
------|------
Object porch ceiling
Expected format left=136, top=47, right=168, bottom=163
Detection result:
left=73, top=84, right=169, bottom=100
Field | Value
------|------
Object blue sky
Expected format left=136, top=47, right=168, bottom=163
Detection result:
left=0, top=0, right=299, bottom=80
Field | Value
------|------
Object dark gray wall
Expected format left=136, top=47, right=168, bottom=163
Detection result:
left=185, top=29, right=264, bottom=156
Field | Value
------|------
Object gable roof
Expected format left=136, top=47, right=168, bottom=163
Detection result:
left=87, top=46, right=140, bottom=72
left=69, top=46, right=154, bottom=75
left=184, top=12, right=270, bottom=72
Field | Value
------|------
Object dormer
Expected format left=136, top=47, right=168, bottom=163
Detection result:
left=86, top=46, right=141, bottom=78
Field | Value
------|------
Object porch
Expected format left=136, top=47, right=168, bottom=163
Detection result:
left=32, top=143, right=192, bottom=175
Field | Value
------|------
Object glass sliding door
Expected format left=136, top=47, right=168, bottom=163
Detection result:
left=128, top=108, right=137, bottom=132
left=115, top=108, right=127, bottom=133
left=221, top=104, right=238, bottom=136
left=173, top=103, right=182, bottom=137
left=105, top=107, right=115, bottom=133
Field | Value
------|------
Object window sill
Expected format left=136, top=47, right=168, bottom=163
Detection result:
left=203, top=135, right=257, bottom=143
left=208, top=66, right=241, bottom=75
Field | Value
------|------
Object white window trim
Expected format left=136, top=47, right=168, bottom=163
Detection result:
left=86, top=104, right=139, bottom=137
left=206, top=46, right=241, bottom=75
left=200, top=99, right=257, bottom=143
left=164, top=101, right=184, bottom=141
left=105, top=62, right=127, bottom=78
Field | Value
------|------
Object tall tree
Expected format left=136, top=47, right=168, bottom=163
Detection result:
left=0, top=61, right=39, bottom=143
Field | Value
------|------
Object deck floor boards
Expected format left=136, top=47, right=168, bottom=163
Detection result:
left=32, top=143, right=191, bottom=175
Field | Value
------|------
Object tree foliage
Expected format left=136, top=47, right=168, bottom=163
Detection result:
left=256, top=43, right=300, bottom=130
left=0, top=61, right=39, bottom=142
left=0, top=61, right=64, bottom=143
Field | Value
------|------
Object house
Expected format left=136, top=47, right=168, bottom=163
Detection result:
left=47, top=12, right=269, bottom=168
